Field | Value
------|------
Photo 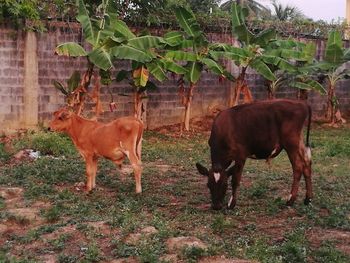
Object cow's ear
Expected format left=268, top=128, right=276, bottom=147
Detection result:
left=196, top=163, right=209, bottom=176
left=60, top=111, right=72, bottom=120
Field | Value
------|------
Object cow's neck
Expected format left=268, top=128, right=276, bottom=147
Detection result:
left=66, top=114, right=96, bottom=145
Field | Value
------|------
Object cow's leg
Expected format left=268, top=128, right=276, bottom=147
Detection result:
left=91, top=157, right=98, bottom=189
left=228, top=160, right=245, bottom=209
left=85, top=155, right=98, bottom=192
left=127, top=152, right=142, bottom=194
left=302, top=146, right=313, bottom=205
left=285, top=147, right=304, bottom=206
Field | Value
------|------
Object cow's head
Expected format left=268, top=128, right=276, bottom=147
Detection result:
left=49, top=108, right=73, bottom=132
left=196, top=162, right=235, bottom=210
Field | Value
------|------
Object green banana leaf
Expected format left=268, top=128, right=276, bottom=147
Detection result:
left=292, top=79, right=326, bottom=94
left=55, top=43, right=87, bottom=57
left=114, top=20, right=136, bottom=39
left=231, top=3, right=254, bottom=44
left=175, top=7, right=202, bottom=38
left=254, top=28, right=277, bottom=47
left=326, top=30, right=342, bottom=50
left=201, top=58, right=223, bottom=75
left=161, top=59, right=188, bottom=75
left=185, top=62, right=202, bottom=84
left=111, top=45, right=153, bottom=63
left=67, top=71, right=81, bottom=92
left=88, top=47, right=113, bottom=71
left=250, top=58, right=276, bottom=81
left=165, top=51, right=198, bottom=62
left=128, top=36, right=164, bottom=50
left=163, top=31, right=184, bottom=47
left=146, top=61, right=167, bottom=82
left=325, top=43, right=344, bottom=64
left=77, top=0, right=95, bottom=45
left=262, top=55, right=296, bottom=72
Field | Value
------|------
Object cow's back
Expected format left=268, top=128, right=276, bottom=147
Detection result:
left=91, top=117, right=143, bottom=150
left=209, top=100, right=309, bottom=163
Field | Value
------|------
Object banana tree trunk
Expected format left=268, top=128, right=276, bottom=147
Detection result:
left=183, top=82, right=195, bottom=131
left=230, top=68, right=253, bottom=106
left=75, top=63, right=94, bottom=116
left=326, top=84, right=336, bottom=123
left=297, top=89, right=308, bottom=100
left=134, top=91, right=146, bottom=122
left=266, top=80, right=274, bottom=99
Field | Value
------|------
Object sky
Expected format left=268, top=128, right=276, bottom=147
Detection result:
left=256, top=0, right=345, bottom=22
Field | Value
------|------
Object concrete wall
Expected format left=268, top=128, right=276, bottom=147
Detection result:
left=0, top=22, right=350, bottom=133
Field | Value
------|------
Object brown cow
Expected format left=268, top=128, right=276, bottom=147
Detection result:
left=49, top=108, right=144, bottom=193
left=196, top=99, right=312, bottom=210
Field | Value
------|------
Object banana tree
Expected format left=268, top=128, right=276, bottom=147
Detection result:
left=220, top=2, right=279, bottom=106
left=165, top=7, right=233, bottom=131
left=263, top=39, right=326, bottom=99
left=54, top=0, right=117, bottom=116
left=307, top=30, right=350, bottom=124
left=112, top=27, right=188, bottom=121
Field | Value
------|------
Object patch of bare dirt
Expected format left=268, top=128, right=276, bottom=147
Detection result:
left=199, top=256, right=258, bottom=263
left=153, top=115, right=213, bottom=137
left=308, top=228, right=350, bottom=256
left=124, top=226, right=158, bottom=245
left=166, top=236, right=207, bottom=253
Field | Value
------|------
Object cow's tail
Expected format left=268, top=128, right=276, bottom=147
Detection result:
left=135, top=120, right=144, bottom=161
left=305, top=105, right=312, bottom=160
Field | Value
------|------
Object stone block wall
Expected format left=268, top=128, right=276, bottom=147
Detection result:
left=0, top=22, right=350, bottom=133
left=0, top=27, right=25, bottom=132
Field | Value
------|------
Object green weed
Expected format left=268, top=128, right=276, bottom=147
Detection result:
left=312, top=241, right=350, bottom=263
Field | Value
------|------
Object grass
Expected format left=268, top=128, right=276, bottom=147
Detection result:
left=0, top=125, right=350, bottom=262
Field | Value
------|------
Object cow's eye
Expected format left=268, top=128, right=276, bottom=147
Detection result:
left=58, top=116, right=63, bottom=121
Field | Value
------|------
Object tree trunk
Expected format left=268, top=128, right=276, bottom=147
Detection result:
left=325, top=83, right=335, bottom=123
left=74, top=63, right=94, bottom=116
left=134, top=91, right=146, bottom=122
left=297, top=89, right=308, bottom=100
left=230, top=68, right=253, bottom=106
left=266, top=80, right=274, bottom=99
left=183, top=82, right=195, bottom=131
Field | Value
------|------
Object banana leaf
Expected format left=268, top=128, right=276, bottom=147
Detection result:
left=88, top=47, right=113, bottom=70
left=128, top=36, right=164, bottom=50
left=77, top=0, right=95, bottom=45
left=55, top=43, right=87, bottom=57
left=111, top=45, right=153, bottom=63
left=175, top=7, right=202, bottom=38
left=250, top=58, right=276, bottom=81
left=146, top=61, right=167, bottom=82
left=163, top=31, right=184, bottom=47
left=165, top=51, right=197, bottom=62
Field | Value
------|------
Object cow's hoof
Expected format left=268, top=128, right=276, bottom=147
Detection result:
left=304, top=197, right=312, bottom=205
left=227, top=196, right=236, bottom=209
left=286, top=199, right=295, bottom=206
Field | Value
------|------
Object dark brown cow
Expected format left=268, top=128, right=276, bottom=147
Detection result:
left=196, top=99, right=312, bottom=210
left=49, top=108, right=144, bottom=193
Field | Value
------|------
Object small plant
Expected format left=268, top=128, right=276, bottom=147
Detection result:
left=58, top=254, right=79, bottom=263
left=83, top=242, right=102, bottom=262
left=43, top=205, right=62, bottom=223
left=181, top=246, right=208, bottom=262
left=276, top=228, right=309, bottom=263
left=312, top=241, right=350, bottom=263
left=48, top=233, right=72, bottom=251
left=266, top=197, right=285, bottom=215
left=0, top=143, right=11, bottom=162
left=248, top=180, right=269, bottom=198
left=211, top=214, right=234, bottom=234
